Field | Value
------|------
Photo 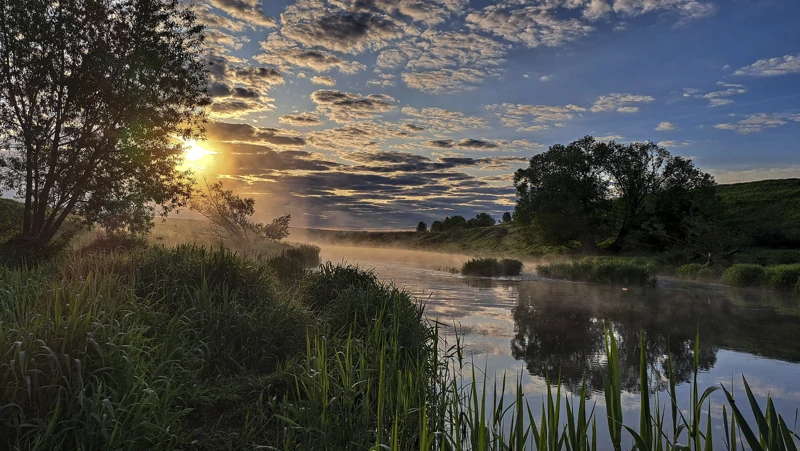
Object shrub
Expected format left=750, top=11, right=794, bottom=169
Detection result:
left=537, top=258, right=656, bottom=286
left=722, top=264, right=766, bottom=287
left=461, top=257, right=523, bottom=277
left=676, top=263, right=716, bottom=282
left=763, top=264, right=800, bottom=291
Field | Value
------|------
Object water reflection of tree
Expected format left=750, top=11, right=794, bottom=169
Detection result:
left=510, top=282, right=718, bottom=394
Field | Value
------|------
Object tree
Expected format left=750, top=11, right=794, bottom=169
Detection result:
left=467, top=212, right=495, bottom=228
left=416, top=221, right=427, bottom=232
left=603, top=141, right=714, bottom=249
left=431, top=221, right=443, bottom=232
left=0, top=0, right=209, bottom=253
left=191, top=180, right=291, bottom=247
left=513, top=137, right=612, bottom=252
left=442, top=215, right=467, bottom=231
left=502, top=212, right=512, bottom=224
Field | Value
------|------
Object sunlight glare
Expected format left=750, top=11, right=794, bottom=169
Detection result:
left=183, top=139, right=215, bottom=162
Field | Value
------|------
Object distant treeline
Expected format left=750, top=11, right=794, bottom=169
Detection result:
left=417, top=212, right=513, bottom=233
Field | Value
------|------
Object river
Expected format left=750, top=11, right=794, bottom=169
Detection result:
left=320, top=244, right=800, bottom=449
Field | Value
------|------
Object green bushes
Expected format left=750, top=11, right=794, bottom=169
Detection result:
left=537, top=257, right=656, bottom=286
left=764, top=264, right=800, bottom=291
left=461, top=257, right=524, bottom=277
left=676, top=263, right=716, bottom=282
left=722, top=264, right=767, bottom=287
left=721, top=263, right=800, bottom=291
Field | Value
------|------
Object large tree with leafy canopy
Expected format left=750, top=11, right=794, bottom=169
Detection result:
left=513, top=136, right=613, bottom=252
left=0, top=0, right=210, bottom=253
left=513, top=136, right=715, bottom=253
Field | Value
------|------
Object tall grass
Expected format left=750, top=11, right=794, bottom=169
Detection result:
left=537, top=257, right=656, bottom=286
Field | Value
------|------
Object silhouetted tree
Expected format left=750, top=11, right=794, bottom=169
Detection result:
left=513, top=137, right=612, bottom=253
left=603, top=141, right=714, bottom=250
left=442, top=215, right=467, bottom=230
left=0, top=0, right=209, bottom=254
left=431, top=221, right=443, bottom=232
left=502, top=212, right=512, bottom=224
left=467, top=212, right=495, bottom=228
left=191, top=180, right=290, bottom=246
left=416, top=221, right=427, bottom=232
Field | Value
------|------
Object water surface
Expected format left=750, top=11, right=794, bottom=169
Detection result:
left=320, top=245, right=800, bottom=448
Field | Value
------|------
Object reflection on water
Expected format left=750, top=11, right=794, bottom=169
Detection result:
left=319, top=245, right=800, bottom=447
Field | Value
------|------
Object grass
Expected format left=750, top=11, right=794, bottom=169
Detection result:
left=676, top=263, right=717, bottom=282
left=1, top=243, right=799, bottom=449
left=461, top=257, right=524, bottom=277
left=537, top=257, right=657, bottom=286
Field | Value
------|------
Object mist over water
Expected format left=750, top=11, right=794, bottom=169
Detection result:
left=318, top=243, right=800, bottom=450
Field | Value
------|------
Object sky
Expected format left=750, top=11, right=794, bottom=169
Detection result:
left=188, top=0, right=800, bottom=229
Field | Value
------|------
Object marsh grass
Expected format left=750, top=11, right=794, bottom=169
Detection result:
left=461, top=258, right=524, bottom=277
left=537, top=257, right=656, bottom=286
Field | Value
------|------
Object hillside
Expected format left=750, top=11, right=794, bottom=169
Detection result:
left=716, top=178, right=800, bottom=244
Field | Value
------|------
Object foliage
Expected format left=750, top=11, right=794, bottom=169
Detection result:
left=191, top=180, right=291, bottom=247
left=721, top=264, right=767, bottom=287
left=467, top=212, right=496, bottom=228
left=537, top=257, right=656, bottom=286
left=763, top=264, right=800, bottom=291
left=513, top=136, right=716, bottom=254
left=461, top=257, right=524, bottom=277
left=514, top=136, right=613, bottom=252
left=675, top=263, right=716, bottom=282
left=417, top=221, right=428, bottom=232
left=0, top=0, right=209, bottom=253
left=260, top=214, right=291, bottom=240
left=0, top=197, right=23, bottom=241
left=502, top=212, right=513, bottom=223
left=431, top=220, right=444, bottom=232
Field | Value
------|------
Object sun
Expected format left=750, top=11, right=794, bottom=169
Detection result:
left=183, top=139, right=214, bottom=162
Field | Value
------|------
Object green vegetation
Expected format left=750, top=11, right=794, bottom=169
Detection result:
left=675, top=263, right=716, bottom=282
left=1, top=248, right=794, bottom=450
left=537, top=257, right=657, bottom=286
left=461, top=257, right=524, bottom=277
left=721, top=263, right=800, bottom=291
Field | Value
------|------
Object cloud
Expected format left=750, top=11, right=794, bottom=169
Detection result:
left=656, top=121, right=676, bottom=131
left=590, top=93, right=654, bottom=113
left=204, top=0, right=276, bottom=28
left=714, top=113, right=800, bottom=134
left=311, top=75, right=336, bottom=86
left=701, top=82, right=746, bottom=107
left=426, top=138, right=501, bottom=150
left=306, top=121, right=415, bottom=150
left=734, top=53, right=800, bottom=77
left=486, top=103, right=586, bottom=130
left=382, top=31, right=508, bottom=93
left=612, top=0, right=716, bottom=23
left=657, top=140, right=692, bottom=148
left=311, top=90, right=398, bottom=122
left=207, top=99, right=269, bottom=118
left=204, top=58, right=284, bottom=117
left=256, top=35, right=367, bottom=73
left=279, top=112, right=323, bottom=126
left=540, top=75, right=552, bottom=82
left=402, top=107, right=488, bottom=132
left=280, top=5, right=405, bottom=54
left=466, top=4, right=595, bottom=48
left=205, top=121, right=307, bottom=146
